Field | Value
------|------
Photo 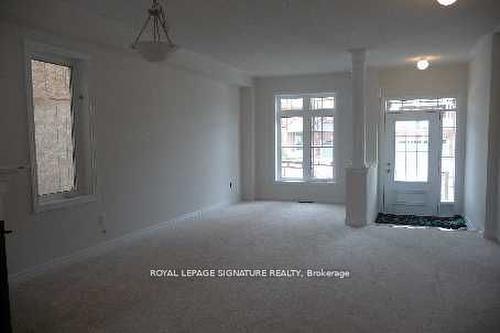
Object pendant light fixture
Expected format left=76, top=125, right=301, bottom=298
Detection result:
left=436, top=0, right=457, bottom=6
left=417, top=59, right=430, bottom=71
left=131, top=0, right=177, bottom=62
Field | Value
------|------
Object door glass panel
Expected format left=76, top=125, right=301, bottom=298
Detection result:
left=394, top=120, right=429, bottom=182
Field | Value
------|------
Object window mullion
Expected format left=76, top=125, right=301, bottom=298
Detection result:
left=303, top=97, right=312, bottom=181
left=279, top=110, right=304, bottom=117
left=276, top=112, right=282, bottom=181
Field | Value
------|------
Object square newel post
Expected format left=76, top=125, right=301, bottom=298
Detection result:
left=346, top=48, right=369, bottom=227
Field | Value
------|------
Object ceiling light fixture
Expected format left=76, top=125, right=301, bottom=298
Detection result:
left=417, top=59, right=430, bottom=70
left=131, top=0, right=177, bottom=62
left=436, top=0, right=457, bottom=6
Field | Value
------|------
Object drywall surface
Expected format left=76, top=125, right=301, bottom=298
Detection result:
left=487, top=33, right=500, bottom=241
left=0, top=19, right=241, bottom=274
left=465, top=35, right=493, bottom=231
left=378, top=63, right=469, bottom=98
left=496, top=33, right=500, bottom=241
left=253, top=73, right=353, bottom=203
left=378, top=63, right=469, bottom=214
left=240, top=86, right=255, bottom=201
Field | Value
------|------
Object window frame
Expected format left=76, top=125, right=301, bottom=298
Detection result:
left=24, top=41, right=97, bottom=213
left=275, top=93, right=337, bottom=183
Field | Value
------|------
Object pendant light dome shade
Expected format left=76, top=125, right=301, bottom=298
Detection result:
left=134, top=41, right=177, bottom=62
left=417, top=59, right=430, bottom=71
left=131, top=0, right=177, bottom=62
left=437, top=0, right=457, bottom=6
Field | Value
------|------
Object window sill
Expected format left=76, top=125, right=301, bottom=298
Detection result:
left=274, top=180, right=336, bottom=185
left=35, top=194, right=97, bottom=213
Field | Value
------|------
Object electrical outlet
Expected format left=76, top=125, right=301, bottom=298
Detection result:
left=229, top=177, right=238, bottom=191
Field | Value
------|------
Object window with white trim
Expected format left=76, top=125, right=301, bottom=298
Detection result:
left=26, top=43, right=96, bottom=212
left=276, top=94, right=336, bottom=182
left=31, top=59, right=76, bottom=195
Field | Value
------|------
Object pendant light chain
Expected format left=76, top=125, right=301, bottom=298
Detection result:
left=131, top=0, right=176, bottom=50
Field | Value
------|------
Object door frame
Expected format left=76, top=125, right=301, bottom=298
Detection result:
left=379, top=94, right=465, bottom=217
left=383, top=111, right=440, bottom=215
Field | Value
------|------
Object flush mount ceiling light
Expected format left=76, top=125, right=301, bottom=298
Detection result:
left=436, top=0, right=457, bottom=6
left=131, top=0, right=177, bottom=62
left=417, top=59, right=430, bottom=70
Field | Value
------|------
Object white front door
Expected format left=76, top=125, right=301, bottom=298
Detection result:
left=383, top=112, right=440, bottom=215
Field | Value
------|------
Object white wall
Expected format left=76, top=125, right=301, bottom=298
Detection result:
left=1, top=17, right=243, bottom=274
left=465, top=32, right=500, bottom=241
left=378, top=63, right=469, bottom=214
left=253, top=73, right=352, bottom=203
left=465, top=35, right=493, bottom=232
left=486, top=33, right=500, bottom=241
left=494, top=34, right=500, bottom=241
left=240, top=86, right=255, bottom=201
left=378, top=64, right=469, bottom=99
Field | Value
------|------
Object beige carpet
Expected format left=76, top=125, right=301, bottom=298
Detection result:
left=10, top=202, right=500, bottom=332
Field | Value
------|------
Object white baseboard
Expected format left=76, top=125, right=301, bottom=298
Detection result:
left=8, top=200, right=235, bottom=286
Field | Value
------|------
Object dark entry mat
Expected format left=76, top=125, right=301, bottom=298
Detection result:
left=375, top=213, right=467, bottom=230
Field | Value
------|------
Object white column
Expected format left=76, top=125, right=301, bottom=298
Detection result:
left=345, top=48, right=369, bottom=227
left=350, top=48, right=367, bottom=169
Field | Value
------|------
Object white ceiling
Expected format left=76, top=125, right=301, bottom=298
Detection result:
left=61, top=0, right=500, bottom=76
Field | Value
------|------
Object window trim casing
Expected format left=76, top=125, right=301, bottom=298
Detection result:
left=275, top=92, right=337, bottom=183
left=24, top=40, right=97, bottom=213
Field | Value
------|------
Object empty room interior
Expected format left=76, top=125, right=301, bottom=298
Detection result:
left=1, top=0, right=500, bottom=332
